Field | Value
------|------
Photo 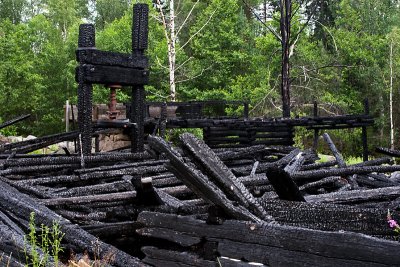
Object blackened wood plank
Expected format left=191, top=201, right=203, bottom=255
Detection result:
left=305, top=186, right=400, bottom=204
left=0, top=180, right=145, bottom=267
left=137, top=211, right=400, bottom=266
left=77, top=49, right=148, bottom=69
left=179, top=133, right=273, bottom=221
left=79, top=65, right=149, bottom=85
left=265, top=167, right=305, bottom=202
left=141, top=247, right=215, bottom=267
left=147, top=135, right=262, bottom=222
left=40, top=191, right=137, bottom=206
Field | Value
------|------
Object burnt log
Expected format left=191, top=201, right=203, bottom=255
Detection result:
left=232, top=148, right=301, bottom=176
left=53, top=180, right=134, bottom=197
left=179, top=133, right=272, bottom=221
left=137, top=211, right=400, bottom=266
left=355, top=175, right=397, bottom=188
left=2, top=152, right=151, bottom=168
left=376, top=147, right=400, bottom=157
left=216, top=145, right=268, bottom=161
left=323, top=133, right=358, bottom=188
left=0, top=114, right=30, bottom=130
left=147, top=135, right=264, bottom=222
left=300, top=160, right=337, bottom=171
left=299, top=176, right=342, bottom=192
left=292, top=165, right=400, bottom=182
left=266, top=167, right=305, bottom=202
left=141, top=246, right=215, bottom=267
left=84, top=221, right=142, bottom=239
left=305, top=186, right=400, bottom=204
left=283, top=151, right=305, bottom=174
left=260, top=199, right=390, bottom=235
left=40, top=191, right=137, bottom=207
left=0, top=180, right=146, bottom=267
left=0, top=131, right=79, bottom=154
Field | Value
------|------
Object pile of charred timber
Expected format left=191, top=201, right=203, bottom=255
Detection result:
left=0, top=130, right=400, bottom=266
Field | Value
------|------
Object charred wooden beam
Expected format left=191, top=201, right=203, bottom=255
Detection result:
left=266, top=167, right=305, bottom=202
left=2, top=152, right=151, bottom=168
left=78, top=165, right=167, bottom=181
left=78, top=65, right=149, bottom=86
left=232, top=148, right=300, bottom=176
left=323, top=133, right=358, bottom=189
left=0, top=131, right=79, bottom=154
left=77, top=24, right=95, bottom=155
left=299, top=176, right=341, bottom=192
left=76, top=49, right=148, bottom=69
left=0, top=180, right=145, bottom=266
left=0, top=114, right=30, bottom=130
left=148, top=135, right=264, bottom=222
left=179, top=133, right=272, bottom=221
left=141, top=246, right=215, bottom=267
left=137, top=211, right=400, bottom=266
left=53, top=180, right=134, bottom=197
left=292, top=165, right=400, bottom=182
left=40, top=191, right=137, bottom=207
left=283, top=152, right=304, bottom=174
left=74, top=158, right=165, bottom=174
left=305, top=186, right=400, bottom=204
left=300, top=160, right=337, bottom=171
left=376, top=147, right=400, bottom=157
left=83, top=221, right=142, bottom=238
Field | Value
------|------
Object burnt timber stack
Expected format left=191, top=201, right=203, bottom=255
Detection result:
left=0, top=4, right=399, bottom=267
left=1, top=131, right=400, bottom=266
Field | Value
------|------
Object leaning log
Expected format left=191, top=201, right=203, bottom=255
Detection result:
left=148, top=135, right=263, bottom=222
left=0, top=114, right=30, bottom=130
left=179, top=133, right=272, bottom=221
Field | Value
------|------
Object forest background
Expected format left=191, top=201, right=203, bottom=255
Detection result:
left=1, top=0, right=400, bottom=157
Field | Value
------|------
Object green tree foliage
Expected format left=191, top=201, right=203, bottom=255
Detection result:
left=95, top=0, right=130, bottom=29
left=0, top=0, right=26, bottom=23
left=1, top=0, right=400, bottom=154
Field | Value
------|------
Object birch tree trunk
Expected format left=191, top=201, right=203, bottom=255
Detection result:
left=390, top=38, right=394, bottom=149
left=169, top=0, right=176, bottom=102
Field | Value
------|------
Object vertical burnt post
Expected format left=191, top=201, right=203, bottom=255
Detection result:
left=77, top=24, right=95, bottom=155
left=131, top=4, right=149, bottom=152
left=312, top=101, right=319, bottom=152
left=160, top=102, right=167, bottom=138
left=243, top=102, right=249, bottom=119
left=362, top=98, right=369, bottom=161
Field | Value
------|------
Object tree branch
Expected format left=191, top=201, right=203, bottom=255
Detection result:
left=176, top=65, right=213, bottom=84
left=241, top=0, right=282, bottom=42
left=175, top=56, right=193, bottom=71
left=178, top=8, right=217, bottom=52
left=289, top=1, right=318, bottom=46
left=176, top=0, right=200, bottom=37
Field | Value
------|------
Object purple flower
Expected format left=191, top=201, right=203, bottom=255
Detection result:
left=388, top=219, right=399, bottom=228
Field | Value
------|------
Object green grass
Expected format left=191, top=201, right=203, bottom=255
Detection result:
left=317, top=154, right=363, bottom=165
left=345, top=156, right=363, bottom=165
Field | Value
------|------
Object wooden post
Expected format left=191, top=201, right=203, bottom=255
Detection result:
left=312, top=101, right=319, bottom=152
left=362, top=98, right=369, bottom=161
left=77, top=24, right=95, bottom=155
left=244, top=102, right=249, bottom=119
left=131, top=4, right=149, bottom=152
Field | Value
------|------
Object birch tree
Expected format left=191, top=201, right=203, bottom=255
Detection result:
left=155, top=0, right=216, bottom=101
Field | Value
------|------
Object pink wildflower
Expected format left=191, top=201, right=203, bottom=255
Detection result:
left=388, top=219, right=399, bottom=228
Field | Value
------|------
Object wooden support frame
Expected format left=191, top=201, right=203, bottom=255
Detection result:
left=76, top=4, right=149, bottom=155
